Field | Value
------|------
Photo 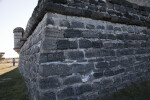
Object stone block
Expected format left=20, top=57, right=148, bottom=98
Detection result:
left=71, top=63, right=94, bottom=74
left=110, top=61, right=119, bottom=67
left=39, top=76, right=61, bottom=89
left=65, top=50, right=84, bottom=60
left=51, top=0, right=67, bottom=4
left=40, top=53, right=48, bottom=63
left=79, top=39, right=92, bottom=48
left=100, top=49, right=116, bottom=56
left=75, top=84, right=92, bottom=95
left=113, top=76, right=122, bottom=85
left=104, top=69, right=114, bottom=76
left=114, top=27, right=121, bottom=31
left=106, top=25, right=113, bottom=30
left=101, top=78, right=114, bottom=87
left=69, top=41, right=78, bottom=49
left=136, top=48, right=147, bottom=54
left=71, top=21, right=84, bottom=28
left=93, top=72, right=103, bottom=78
left=48, top=52, right=65, bottom=62
left=93, top=81, right=101, bottom=91
left=64, top=29, right=83, bottom=38
left=96, top=62, right=109, bottom=68
left=63, top=97, right=78, bottom=100
left=60, top=20, right=70, bottom=27
left=82, top=30, right=100, bottom=38
left=44, top=28, right=64, bottom=38
left=113, top=68, right=125, bottom=75
left=58, top=86, right=75, bottom=100
left=128, top=27, right=134, bottom=33
left=63, top=75, right=82, bottom=85
left=97, top=25, right=105, bottom=29
left=92, top=41, right=103, bottom=48
left=40, top=91, right=56, bottom=100
left=57, top=40, right=78, bottom=49
left=41, top=38, right=57, bottom=50
left=119, top=49, right=135, bottom=56
left=107, top=34, right=116, bottom=40
left=98, top=32, right=108, bottom=39
left=57, top=40, right=70, bottom=49
left=86, top=24, right=95, bottom=29
left=116, top=34, right=125, bottom=40
left=39, top=64, right=72, bottom=77
left=85, top=49, right=101, bottom=58
left=47, top=18, right=54, bottom=25
left=79, top=92, right=99, bottom=100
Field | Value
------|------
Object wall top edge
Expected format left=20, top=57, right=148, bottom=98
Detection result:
left=20, top=0, right=150, bottom=48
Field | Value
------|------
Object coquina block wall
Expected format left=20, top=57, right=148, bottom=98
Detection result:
left=14, top=0, right=150, bottom=100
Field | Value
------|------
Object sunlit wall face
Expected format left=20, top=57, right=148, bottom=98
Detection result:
left=0, top=0, right=38, bottom=58
left=127, top=0, right=150, bottom=7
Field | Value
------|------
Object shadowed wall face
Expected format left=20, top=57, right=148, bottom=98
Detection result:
left=127, top=0, right=150, bottom=7
left=15, top=0, right=150, bottom=100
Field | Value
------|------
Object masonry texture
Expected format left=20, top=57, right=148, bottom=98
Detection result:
left=14, top=0, right=150, bottom=100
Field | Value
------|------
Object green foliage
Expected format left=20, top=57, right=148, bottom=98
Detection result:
left=0, top=68, right=29, bottom=100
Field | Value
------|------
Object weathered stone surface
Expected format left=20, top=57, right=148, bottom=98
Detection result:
left=86, top=24, right=95, bottom=29
left=39, top=64, right=72, bottom=77
left=63, top=97, right=78, bottom=100
left=60, top=20, right=70, bottom=27
left=79, top=39, right=92, bottom=48
left=41, top=91, right=56, bottom=100
left=96, top=62, right=109, bottom=68
left=58, top=86, right=75, bottom=100
left=71, top=63, right=94, bottom=74
left=57, top=40, right=78, bottom=49
left=93, top=72, right=103, bottom=78
left=39, top=76, right=61, bottom=89
left=65, top=51, right=84, bottom=60
left=41, top=38, right=57, bottom=50
left=64, top=29, right=83, bottom=38
left=48, top=52, right=65, bottom=62
left=71, top=21, right=84, bottom=28
left=63, top=75, right=82, bottom=85
left=56, top=40, right=70, bottom=49
left=16, top=1, right=150, bottom=100
left=75, top=84, right=93, bottom=95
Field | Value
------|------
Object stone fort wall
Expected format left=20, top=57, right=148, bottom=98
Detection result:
left=127, top=0, right=150, bottom=7
left=14, top=0, right=150, bottom=100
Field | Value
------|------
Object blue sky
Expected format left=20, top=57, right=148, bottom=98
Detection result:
left=0, top=0, right=38, bottom=58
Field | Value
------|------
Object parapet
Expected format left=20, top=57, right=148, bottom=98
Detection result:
left=17, top=0, right=150, bottom=48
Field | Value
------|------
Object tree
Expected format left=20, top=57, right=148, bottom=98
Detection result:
left=0, top=52, right=5, bottom=61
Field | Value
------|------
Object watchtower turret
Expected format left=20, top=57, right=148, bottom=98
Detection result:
left=13, top=27, right=24, bottom=54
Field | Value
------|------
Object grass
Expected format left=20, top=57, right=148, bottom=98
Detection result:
left=102, top=81, right=150, bottom=100
left=0, top=64, right=29, bottom=100
left=0, top=63, right=18, bottom=75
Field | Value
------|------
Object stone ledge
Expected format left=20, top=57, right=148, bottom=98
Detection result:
left=21, top=0, right=150, bottom=48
